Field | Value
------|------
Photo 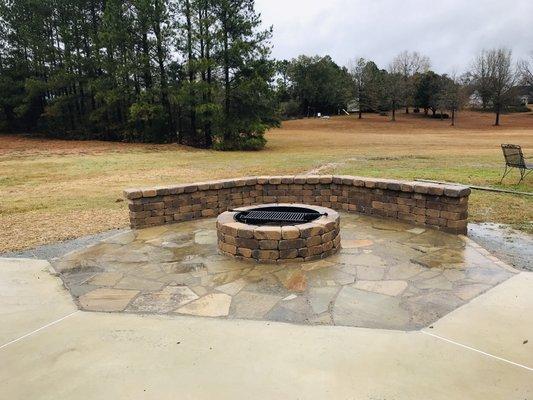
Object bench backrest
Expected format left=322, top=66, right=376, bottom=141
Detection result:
left=501, top=144, right=526, bottom=168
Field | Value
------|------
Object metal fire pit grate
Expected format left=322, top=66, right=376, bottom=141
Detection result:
left=234, top=206, right=325, bottom=225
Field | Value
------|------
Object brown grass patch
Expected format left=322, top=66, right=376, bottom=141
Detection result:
left=1, top=110, right=532, bottom=253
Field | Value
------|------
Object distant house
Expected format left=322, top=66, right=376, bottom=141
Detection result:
left=467, top=88, right=532, bottom=109
left=347, top=99, right=360, bottom=113
left=515, top=86, right=533, bottom=105
left=468, top=91, right=484, bottom=108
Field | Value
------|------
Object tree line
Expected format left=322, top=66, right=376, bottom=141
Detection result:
left=277, top=49, right=532, bottom=126
left=0, top=0, right=278, bottom=149
left=1, top=0, right=532, bottom=149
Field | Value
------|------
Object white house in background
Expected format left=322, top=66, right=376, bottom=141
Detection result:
left=468, top=91, right=484, bottom=108
left=347, top=99, right=360, bottom=113
left=468, top=87, right=532, bottom=109
left=515, top=86, right=533, bottom=106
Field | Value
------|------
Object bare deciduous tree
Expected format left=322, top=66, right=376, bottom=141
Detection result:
left=518, top=53, right=533, bottom=85
left=349, top=57, right=367, bottom=119
left=437, top=74, right=465, bottom=126
left=471, top=48, right=516, bottom=126
left=469, top=54, right=492, bottom=110
left=390, top=50, right=431, bottom=113
left=385, top=72, right=406, bottom=122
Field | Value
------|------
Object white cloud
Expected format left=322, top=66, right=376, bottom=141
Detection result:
left=255, top=0, right=533, bottom=73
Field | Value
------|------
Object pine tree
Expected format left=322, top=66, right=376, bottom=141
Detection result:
left=0, top=0, right=278, bottom=149
left=213, top=0, right=275, bottom=150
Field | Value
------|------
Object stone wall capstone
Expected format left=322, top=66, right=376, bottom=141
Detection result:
left=124, top=175, right=470, bottom=234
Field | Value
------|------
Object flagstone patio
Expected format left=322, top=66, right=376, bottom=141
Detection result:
left=52, top=213, right=516, bottom=330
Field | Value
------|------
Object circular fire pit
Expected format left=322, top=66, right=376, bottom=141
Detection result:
left=217, top=204, right=340, bottom=263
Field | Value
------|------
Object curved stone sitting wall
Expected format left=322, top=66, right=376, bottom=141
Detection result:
left=124, top=175, right=470, bottom=234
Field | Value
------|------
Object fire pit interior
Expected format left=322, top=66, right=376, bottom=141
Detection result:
left=234, top=205, right=324, bottom=225
left=217, top=204, right=340, bottom=263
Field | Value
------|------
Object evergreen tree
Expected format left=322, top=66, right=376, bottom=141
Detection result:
left=0, top=0, right=277, bottom=149
left=212, top=0, right=275, bottom=149
left=285, top=55, right=353, bottom=117
left=414, top=71, right=443, bottom=116
left=349, top=58, right=384, bottom=117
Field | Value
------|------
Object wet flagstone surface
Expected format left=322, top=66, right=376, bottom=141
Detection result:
left=52, top=214, right=516, bottom=330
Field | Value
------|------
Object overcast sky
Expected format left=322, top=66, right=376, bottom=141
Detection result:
left=255, top=0, right=533, bottom=74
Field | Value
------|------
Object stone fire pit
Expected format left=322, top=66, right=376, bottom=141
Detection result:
left=216, top=204, right=340, bottom=263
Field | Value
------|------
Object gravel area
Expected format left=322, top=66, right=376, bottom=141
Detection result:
left=0, top=229, right=127, bottom=261
left=468, top=223, right=533, bottom=271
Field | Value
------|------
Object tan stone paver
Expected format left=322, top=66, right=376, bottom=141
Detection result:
left=334, top=287, right=410, bottom=329
left=87, top=272, right=123, bottom=287
left=215, top=278, right=247, bottom=296
left=79, top=288, right=139, bottom=312
left=176, top=293, right=232, bottom=317
left=115, top=275, right=165, bottom=291
left=354, top=280, right=408, bottom=296
left=231, top=291, right=282, bottom=319
left=341, top=239, right=374, bottom=248
left=274, top=269, right=307, bottom=292
left=127, top=286, right=198, bottom=313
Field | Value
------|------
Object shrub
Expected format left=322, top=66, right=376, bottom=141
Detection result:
left=214, top=133, right=266, bottom=151
left=507, top=104, right=530, bottom=113
left=279, top=100, right=301, bottom=119
left=430, top=113, right=450, bottom=119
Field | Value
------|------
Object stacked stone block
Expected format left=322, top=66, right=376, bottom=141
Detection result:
left=124, top=175, right=470, bottom=234
left=216, top=204, right=341, bottom=263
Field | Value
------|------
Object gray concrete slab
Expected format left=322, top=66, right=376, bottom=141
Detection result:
left=0, top=310, right=531, bottom=400
left=429, top=272, right=533, bottom=367
left=0, top=258, right=77, bottom=345
left=1, top=257, right=531, bottom=400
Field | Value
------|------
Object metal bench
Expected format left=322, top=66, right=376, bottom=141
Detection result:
left=500, top=144, right=532, bottom=184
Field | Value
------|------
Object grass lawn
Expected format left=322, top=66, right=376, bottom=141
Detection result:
left=1, top=110, right=532, bottom=253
